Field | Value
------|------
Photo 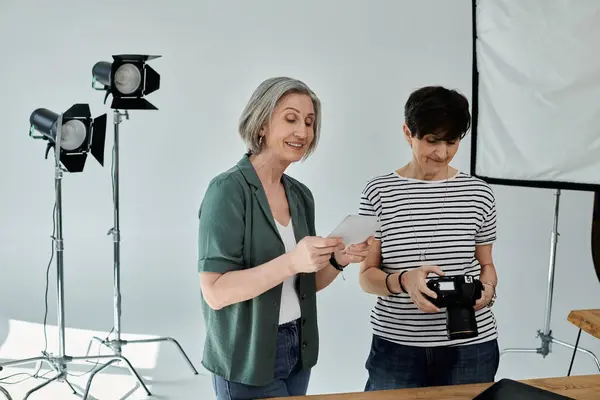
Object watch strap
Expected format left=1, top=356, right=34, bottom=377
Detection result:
left=329, top=253, right=347, bottom=271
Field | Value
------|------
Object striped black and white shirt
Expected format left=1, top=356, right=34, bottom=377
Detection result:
left=358, top=170, right=498, bottom=347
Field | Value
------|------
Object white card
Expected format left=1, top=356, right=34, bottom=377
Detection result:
left=327, top=215, right=380, bottom=245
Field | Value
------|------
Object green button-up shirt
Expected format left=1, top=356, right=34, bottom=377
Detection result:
left=197, top=154, right=319, bottom=386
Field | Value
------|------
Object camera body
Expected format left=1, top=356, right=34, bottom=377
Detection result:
left=425, top=275, right=483, bottom=340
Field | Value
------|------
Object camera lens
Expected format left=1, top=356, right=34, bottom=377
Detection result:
left=445, top=306, right=478, bottom=340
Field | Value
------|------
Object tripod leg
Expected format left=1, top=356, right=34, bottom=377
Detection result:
left=113, top=356, right=151, bottom=396
left=126, top=337, right=199, bottom=374
left=500, top=348, right=540, bottom=356
left=23, top=372, right=62, bottom=400
left=0, top=385, right=12, bottom=400
left=85, top=336, right=108, bottom=357
left=82, top=359, right=119, bottom=400
left=567, top=329, right=582, bottom=376
left=0, top=356, right=51, bottom=370
left=552, top=337, right=600, bottom=372
left=71, top=355, right=151, bottom=396
left=64, top=378, right=81, bottom=396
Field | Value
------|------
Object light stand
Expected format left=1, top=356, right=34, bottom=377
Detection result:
left=0, top=385, right=11, bottom=400
left=0, top=108, right=150, bottom=400
left=85, top=55, right=199, bottom=387
left=500, top=189, right=600, bottom=371
left=85, top=110, right=199, bottom=380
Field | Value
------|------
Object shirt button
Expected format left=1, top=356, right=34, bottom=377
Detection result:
left=301, top=293, right=306, bottom=300
left=302, top=341, right=308, bottom=349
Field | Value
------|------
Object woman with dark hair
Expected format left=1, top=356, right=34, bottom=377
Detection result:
left=358, top=86, right=500, bottom=389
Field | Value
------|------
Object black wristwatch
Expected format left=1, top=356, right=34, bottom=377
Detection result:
left=329, top=253, right=348, bottom=271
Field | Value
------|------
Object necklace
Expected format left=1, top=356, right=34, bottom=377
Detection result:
left=404, top=167, right=450, bottom=262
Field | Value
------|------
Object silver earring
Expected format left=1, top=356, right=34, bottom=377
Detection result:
left=259, top=136, right=263, bottom=146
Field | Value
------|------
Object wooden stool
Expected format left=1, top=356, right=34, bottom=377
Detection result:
left=566, top=309, right=600, bottom=375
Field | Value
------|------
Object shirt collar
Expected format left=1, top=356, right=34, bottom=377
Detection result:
left=236, top=152, right=262, bottom=188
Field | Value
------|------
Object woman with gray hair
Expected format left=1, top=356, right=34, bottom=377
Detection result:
left=197, top=76, right=374, bottom=399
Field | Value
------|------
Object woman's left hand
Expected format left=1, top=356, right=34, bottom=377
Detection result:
left=474, top=282, right=495, bottom=311
left=333, top=236, right=375, bottom=267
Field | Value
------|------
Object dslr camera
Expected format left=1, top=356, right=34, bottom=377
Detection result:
left=424, top=275, right=483, bottom=340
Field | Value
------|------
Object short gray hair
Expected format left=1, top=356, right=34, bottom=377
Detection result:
left=238, top=77, right=322, bottom=160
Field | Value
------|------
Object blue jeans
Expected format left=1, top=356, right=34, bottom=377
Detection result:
left=364, top=334, right=499, bottom=391
left=212, top=319, right=311, bottom=399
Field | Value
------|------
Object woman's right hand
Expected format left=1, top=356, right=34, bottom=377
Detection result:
left=401, top=265, right=445, bottom=313
left=289, top=236, right=345, bottom=274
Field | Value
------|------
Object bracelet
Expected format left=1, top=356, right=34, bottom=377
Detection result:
left=482, top=281, right=496, bottom=292
left=481, top=282, right=497, bottom=307
left=329, top=253, right=346, bottom=271
left=398, top=270, right=408, bottom=293
left=385, top=273, right=401, bottom=295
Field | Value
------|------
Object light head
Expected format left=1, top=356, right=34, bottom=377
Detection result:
left=92, top=54, right=161, bottom=110
left=29, top=104, right=107, bottom=173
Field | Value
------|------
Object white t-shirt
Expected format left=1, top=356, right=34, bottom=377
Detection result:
left=276, top=220, right=302, bottom=325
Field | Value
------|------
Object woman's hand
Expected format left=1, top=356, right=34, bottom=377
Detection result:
left=402, top=265, right=446, bottom=313
left=334, top=236, right=375, bottom=267
left=474, top=282, right=495, bottom=311
left=289, top=236, right=345, bottom=274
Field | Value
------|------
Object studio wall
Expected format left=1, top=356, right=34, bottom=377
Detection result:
left=0, top=0, right=598, bottom=397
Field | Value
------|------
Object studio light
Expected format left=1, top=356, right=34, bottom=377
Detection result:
left=29, top=104, right=107, bottom=173
left=0, top=103, right=146, bottom=400
left=83, top=53, right=197, bottom=395
left=92, top=54, right=161, bottom=110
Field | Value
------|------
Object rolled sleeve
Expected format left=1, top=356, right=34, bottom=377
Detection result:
left=198, top=176, right=246, bottom=274
left=358, top=187, right=382, bottom=240
left=476, top=195, right=497, bottom=245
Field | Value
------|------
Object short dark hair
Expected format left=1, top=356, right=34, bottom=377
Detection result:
left=404, top=86, right=471, bottom=141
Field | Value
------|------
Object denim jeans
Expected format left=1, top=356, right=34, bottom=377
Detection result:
left=212, top=319, right=311, bottom=399
left=364, top=334, right=500, bottom=391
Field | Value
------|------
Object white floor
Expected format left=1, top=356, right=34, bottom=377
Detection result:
left=0, top=318, right=217, bottom=399
left=0, top=365, right=215, bottom=400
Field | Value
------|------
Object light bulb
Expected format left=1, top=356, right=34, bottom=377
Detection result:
left=114, top=63, right=142, bottom=94
left=59, top=119, right=86, bottom=150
